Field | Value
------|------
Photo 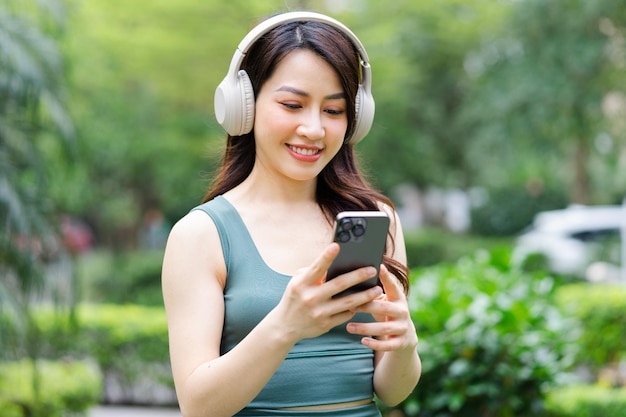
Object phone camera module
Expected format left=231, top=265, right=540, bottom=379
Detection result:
left=336, top=216, right=368, bottom=243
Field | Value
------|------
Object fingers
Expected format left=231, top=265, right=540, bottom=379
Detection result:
left=299, top=243, right=340, bottom=285
left=301, top=243, right=383, bottom=298
left=347, top=267, right=418, bottom=351
left=347, top=315, right=418, bottom=352
left=329, top=283, right=383, bottom=313
left=347, top=315, right=407, bottom=339
left=378, top=264, right=404, bottom=301
left=359, top=333, right=418, bottom=352
left=288, top=243, right=383, bottom=314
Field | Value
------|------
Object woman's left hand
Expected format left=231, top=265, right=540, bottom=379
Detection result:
left=346, top=264, right=418, bottom=352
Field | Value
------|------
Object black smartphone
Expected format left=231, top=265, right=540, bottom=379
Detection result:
left=327, top=211, right=389, bottom=297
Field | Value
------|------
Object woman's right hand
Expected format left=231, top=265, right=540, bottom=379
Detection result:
left=269, top=243, right=384, bottom=342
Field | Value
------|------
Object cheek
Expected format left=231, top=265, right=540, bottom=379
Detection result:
left=326, top=118, right=349, bottom=144
left=253, top=105, right=291, bottom=137
left=326, top=127, right=346, bottom=157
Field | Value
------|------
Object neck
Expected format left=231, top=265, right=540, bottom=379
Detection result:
left=227, top=166, right=318, bottom=206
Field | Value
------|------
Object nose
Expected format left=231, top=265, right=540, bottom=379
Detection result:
left=296, top=110, right=325, bottom=140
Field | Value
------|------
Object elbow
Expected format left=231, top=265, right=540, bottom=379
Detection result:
left=377, top=385, right=417, bottom=408
left=376, top=366, right=422, bottom=407
left=177, top=401, right=221, bottom=417
left=177, top=388, right=244, bottom=417
left=176, top=390, right=222, bottom=417
left=379, top=396, right=404, bottom=408
left=176, top=398, right=200, bottom=417
left=377, top=383, right=419, bottom=408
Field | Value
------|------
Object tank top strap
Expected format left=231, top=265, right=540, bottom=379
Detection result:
left=191, top=195, right=257, bottom=274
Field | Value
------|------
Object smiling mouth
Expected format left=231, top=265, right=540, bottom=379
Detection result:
left=287, top=145, right=322, bottom=156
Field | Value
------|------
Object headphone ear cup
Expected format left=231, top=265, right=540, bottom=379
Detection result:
left=348, top=86, right=375, bottom=144
left=214, top=70, right=255, bottom=136
left=214, top=76, right=233, bottom=134
left=237, top=70, right=255, bottom=135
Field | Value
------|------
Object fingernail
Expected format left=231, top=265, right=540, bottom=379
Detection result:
left=367, top=267, right=377, bottom=276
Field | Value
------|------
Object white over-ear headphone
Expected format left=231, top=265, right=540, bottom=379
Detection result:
left=214, top=11, right=375, bottom=144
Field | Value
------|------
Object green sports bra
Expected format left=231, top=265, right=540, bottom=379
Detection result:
left=193, top=196, right=378, bottom=413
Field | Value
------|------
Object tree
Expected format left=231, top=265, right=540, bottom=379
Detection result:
left=467, top=0, right=626, bottom=204
left=0, top=0, right=73, bottom=358
left=347, top=0, right=510, bottom=192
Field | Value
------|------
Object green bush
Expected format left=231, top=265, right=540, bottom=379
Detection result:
left=399, top=251, right=579, bottom=417
left=556, top=283, right=626, bottom=369
left=34, top=303, right=173, bottom=400
left=0, top=359, right=102, bottom=417
left=77, top=303, right=169, bottom=368
left=544, top=385, right=626, bottom=417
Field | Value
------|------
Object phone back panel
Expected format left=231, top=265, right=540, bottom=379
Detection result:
left=327, top=211, right=389, bottom=296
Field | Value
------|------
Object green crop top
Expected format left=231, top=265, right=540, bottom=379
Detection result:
left=193, top=196, right=381, bottom=416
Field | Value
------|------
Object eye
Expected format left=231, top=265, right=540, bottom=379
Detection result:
left=325, top=108, right=345, bottom=116
left=280, top=102, right=301, bottom=110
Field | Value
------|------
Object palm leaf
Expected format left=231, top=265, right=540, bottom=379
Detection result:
left=0, top=0, right=73, bottom=362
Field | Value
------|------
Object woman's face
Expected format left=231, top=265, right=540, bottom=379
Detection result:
left=252, top=48, right=348, bottom=184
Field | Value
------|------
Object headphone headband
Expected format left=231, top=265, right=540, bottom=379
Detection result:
left=231, top=12, right=371, bottom=75
left=214, top=11, right=375, bottom=144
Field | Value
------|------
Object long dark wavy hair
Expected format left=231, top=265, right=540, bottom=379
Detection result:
left=203, top=18, right=409, bottom=293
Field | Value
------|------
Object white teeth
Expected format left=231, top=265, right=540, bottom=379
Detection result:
left=289, top=145, right=319, bottom=156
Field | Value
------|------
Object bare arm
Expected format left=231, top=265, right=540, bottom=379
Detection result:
left=348, top=209, right=422, bottom=406
left=162, top=211, right=384, bottom=417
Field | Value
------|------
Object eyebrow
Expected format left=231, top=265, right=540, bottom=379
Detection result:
left=275, top=86, right=346, bottom=100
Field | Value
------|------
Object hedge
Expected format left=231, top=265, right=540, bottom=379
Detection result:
left=544, top=385, right=626, bottom=417
left=0, top=359, right=102, bottom=417
left=556, top=283, right=626, bottom=369
left=34, top=303, right=173, bottom=404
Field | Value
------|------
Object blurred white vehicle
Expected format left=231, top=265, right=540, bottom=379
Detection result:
left=512, top=205, right=624, bottom=276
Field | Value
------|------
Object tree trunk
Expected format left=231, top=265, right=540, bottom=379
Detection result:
left=572, top=139, right=590, bottom=204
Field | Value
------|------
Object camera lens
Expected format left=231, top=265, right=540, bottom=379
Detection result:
left=340, top=218, right=353, bottom=231
left=352, top=224, right=365, bottom=237
left=337, top=230, right=351, bottom=243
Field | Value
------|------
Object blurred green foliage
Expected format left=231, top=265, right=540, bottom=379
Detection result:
left=40, top=0, right=626, bottom=249
left=470, top=185, right=569, bottom=236
left=544, top=385, right=626, bottom=417
left=75, top=303, right=169, bottom=363
left=34, top=303, right=171, bottom=404
left=0, top=359, right=102, bottom=417
left=404, top=228, right=512, bottom=268
left=77, top=250, right=165, bottom=306
left=402, top=252, right=580, bottom=417
left=556, top=283, right=626, bottom=369
left=0, top=0, right=75, bottom=392
left=466, top=0, right=626, bottom=204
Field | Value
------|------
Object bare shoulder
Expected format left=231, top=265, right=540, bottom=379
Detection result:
left=168, top=209, right=218, bottom=241
left=163, top=209, right=226, bottom=288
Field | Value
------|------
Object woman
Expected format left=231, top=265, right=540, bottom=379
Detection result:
left=162, top=11, right=421, bottom=417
